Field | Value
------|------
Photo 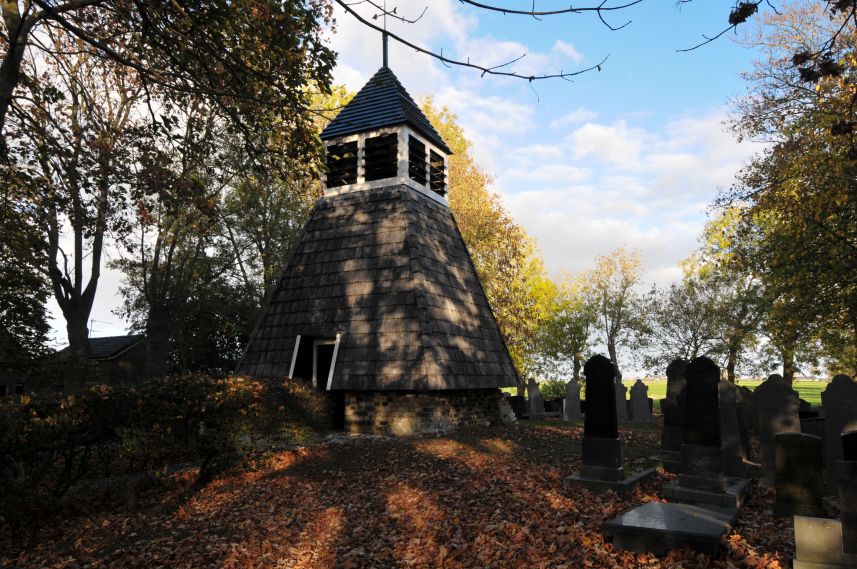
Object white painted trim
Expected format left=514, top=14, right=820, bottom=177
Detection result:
left=326, top=334, right=341, bottom=391
left=322, top=125, right=448, bottom=204
left=312, top=338, right=337, bottom=390
left=288, top=335, right=301, bottom=379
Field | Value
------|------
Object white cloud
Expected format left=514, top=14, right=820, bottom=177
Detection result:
left=549, top=108, right=598, bottom=130
left=568, top=120, right=647, bottom=166
left=503, top=164, right=591, bottom=183
left=552, top=40, right=584, bottom=64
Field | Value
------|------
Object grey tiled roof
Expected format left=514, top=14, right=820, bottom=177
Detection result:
left=320, top=67, right=452, bottom=155
left=58, top=335, right=144, bottom=360
left=237, top=185, right=518, bottom=391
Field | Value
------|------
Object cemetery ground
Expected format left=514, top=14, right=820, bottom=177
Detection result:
left=0, top=419, right=797, bottom=569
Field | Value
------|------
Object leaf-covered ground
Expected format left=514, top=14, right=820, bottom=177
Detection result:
left=1, top=422, right=796, bottom=568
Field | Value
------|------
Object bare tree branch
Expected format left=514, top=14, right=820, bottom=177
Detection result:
left=456, top=0, right=643, bottom=17
left=335, top=0, right=610, bottom=81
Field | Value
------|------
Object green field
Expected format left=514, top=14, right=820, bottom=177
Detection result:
left=639, top=379, right=826, bottom=409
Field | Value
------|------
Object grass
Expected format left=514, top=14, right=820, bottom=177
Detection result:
left=639, top=379, right=825, bottom=409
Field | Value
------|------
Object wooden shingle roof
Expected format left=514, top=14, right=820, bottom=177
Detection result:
left=237, top=185, right=518, bottom=391
left=320, top=66, right=452, bottom=155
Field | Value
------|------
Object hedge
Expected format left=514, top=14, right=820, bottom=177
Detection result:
left=0, top=374, right=330, bottom=526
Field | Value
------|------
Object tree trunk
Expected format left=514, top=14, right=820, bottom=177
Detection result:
left=63, top=311, right=91, bottom=390
left=727, top=345, right=738, bottom=384
left=782, top=347, right=795, bottom=386
left=0, top=5, right=30, bottom=153
left=607, top=341, right=621, bottom=380
left=144, top=307, right=171, bottom=379
left=573, top=355, right=581, bottom=382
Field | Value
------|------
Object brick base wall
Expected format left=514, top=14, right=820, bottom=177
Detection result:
left=344, top=389, right=504, bottom=435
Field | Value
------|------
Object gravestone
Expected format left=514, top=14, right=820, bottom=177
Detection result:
left=659, top=359, right=688, bottom=472
left=581, top=355, right=621, bottom=480
left=774, top=432, right=823, bottom=517
left=565, top=355, right=655, bottom=494
left=630, top=379, right=651, bottom=422
left=615, top=377, right=628, bottom=423
left=508, top=395, right=527, bottom=419
left=735, top=387, right=752, bottom=461
left=719, top=380, right=743, bottom=477
left=755, top=374, right=801, bottom=470
left=738, top=385, right=758, bottom=435
left=800, top=416, right=825, bottom=441
left=842, top=430, right=857, bottom=555
left=678, top=356, right=726, bottom=493
left=527, top=377, right=545, bottom=419
left=823, top=375, right=857, bottom=496
left=564, top=379, right=582, bottom=422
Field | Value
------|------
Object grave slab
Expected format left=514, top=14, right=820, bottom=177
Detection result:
left=662, top=477, right=751, bottom=509
left=604, top=501, right=736, bottom=557
left=563, top=467, right=656, bottom=496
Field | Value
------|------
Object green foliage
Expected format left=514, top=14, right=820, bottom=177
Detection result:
left=535, top=275, right=595, bottom=381
left=0, top=374, right=329, bottom=526
left=538, top=380, right=567, bottom=400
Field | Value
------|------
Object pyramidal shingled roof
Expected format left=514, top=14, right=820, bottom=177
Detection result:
left=321, top=66, right=452, bottom=155
left=237, top=185, right=518, bottom=390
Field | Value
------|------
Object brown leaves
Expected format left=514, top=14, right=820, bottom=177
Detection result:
left=0, top=424, right=795, bottom=568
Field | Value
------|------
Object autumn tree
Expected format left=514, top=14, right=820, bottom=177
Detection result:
left=535, top=274, right=595, bottom=382
left=640, top=270, right=723, bottom=372
left=585, top=246, right=646, bottom=379
left=6, top=30, right=147, bottom=386
left=0, top=0, right=335, bottom=156
left=422, top=99, right=555, bottom=383
left=725, top=0, right=857, bottom=375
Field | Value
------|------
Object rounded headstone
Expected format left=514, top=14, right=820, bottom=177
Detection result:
left=583, top=355, right=618, bottom=439
left=774, top=432, right=824, bottom=517
left=683, top=356, right=721, bottom=447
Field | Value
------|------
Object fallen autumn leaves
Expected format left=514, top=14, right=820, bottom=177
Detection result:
left=0, top=422, right=792, bottom=568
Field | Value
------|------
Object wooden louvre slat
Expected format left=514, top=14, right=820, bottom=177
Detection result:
left=326, top=141, right=358, bottom=187
left=364, top=134, right=398, bottom=182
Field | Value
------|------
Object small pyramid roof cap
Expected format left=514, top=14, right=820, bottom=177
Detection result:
left=320, top=66, right=452, bottom=155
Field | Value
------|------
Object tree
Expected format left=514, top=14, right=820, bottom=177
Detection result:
left=640, top=271, right=722, bottom=372
left=696, top=209, right=767, bottom=382
left=724, top=0, right=857, bottom=374
left=0, top=183, right=50, bottom=376
left=7, top=30, right=145, bottom=386
left=421, top=99, right=555, bottom=383
left=0, top=0, right=335, bottom=155
left=585, top=246, right=645, bottom=379
left=536, top=274, right=595, bottom=382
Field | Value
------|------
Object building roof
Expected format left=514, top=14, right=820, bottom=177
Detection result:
left=320, top=66, right=452, bottom=155
left=58, top=335, right=144, bottom=360
left=238, top=185, right=518, bottom=391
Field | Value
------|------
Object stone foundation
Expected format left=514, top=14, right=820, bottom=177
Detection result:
left=344, top=389, right=504, bottom=435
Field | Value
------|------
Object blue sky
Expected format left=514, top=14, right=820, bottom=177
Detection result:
left=49, top=0, right=769, bottom=342
left=329, top=0, right=767, bottom=283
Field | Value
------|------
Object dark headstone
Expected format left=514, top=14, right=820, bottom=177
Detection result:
left=630, top=379, right=651, bottom=423
left=738, top=385, right=758, bottom=434
left=660, top=359, right=687, bottom=473
left=735, top=389, right=752, bottom=461
left=583, top=355, right=618, bottom=439
left=615, top=379, right=628, bottom=423
left=648, top=397, right=654, bottom=415
left=684, top=357, right=721, bottom=447
left=799, top=398, right=811, bottom=413
left=839, top=459, right=857, bottom=555
left=564, top=379, right=582, bottom=422
left=679, top=357, right=725, bottom=493
left=719, top=380, right=743, bottom=477
left=822, top=374, right=857, bottom=496
left=755, top=375, right=801, bottom=470
left=581, top=355, right=622, bottom=481
left=508, top=395, right=527, bottom=418
left=545, top=398, right=563, bottom=413
left=774, top=432, right=824, bottom=517
left=843, top=430, right=857, bottom=462
left=800, top=417, right=825, bottom=442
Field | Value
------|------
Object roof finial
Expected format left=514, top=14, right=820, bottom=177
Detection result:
left=382, top=32, right=389, bottom=67
left=382, top=0, right=389, bottom=68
